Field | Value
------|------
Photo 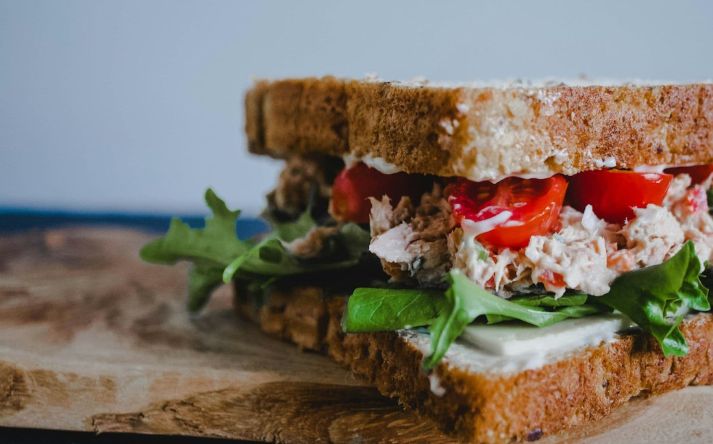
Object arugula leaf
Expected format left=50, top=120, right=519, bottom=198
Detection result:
left=273, top=210, right=316, bottom=242
left=140, top=189, right=251, bottom=312
left=484, top=292, right=602, bottom=324
left=424, top=271, right=605, bottom=369
left=597, top=240, right=708, bottom=356
left=187, top=265, right=225, bottom=312
left=343, top=288, right=446, bottom=332
left=343, top=270, right=605, bottom=369
left=140, top=188, right=370, bottom=313
left=508, top=293, right=588, bottom=308
left=222, top=221, right=369, bottom=282
left=140, top=188, right=249, bottom=267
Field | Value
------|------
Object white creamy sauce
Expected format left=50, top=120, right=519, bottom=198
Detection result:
left=475, top=170, right=558, bottom=182
left=633, top=164, right=668, bottom=173
left=593, top=156, right=617, bottom=168
left=633, top=163, right=705, bottom=173
left=460, top=314, right=634, bottom=356
left=405, top=314, right=639, bottom=386
left=461, top=211, right=512, bottom=237
left=343, top=153, right=401, bottom=174
left=428, top=373, right=446, bottom=397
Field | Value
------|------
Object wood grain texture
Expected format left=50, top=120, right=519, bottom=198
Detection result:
left=0, top=228, right=447, bottom=443
left=1, top=227, right=713, bottom=443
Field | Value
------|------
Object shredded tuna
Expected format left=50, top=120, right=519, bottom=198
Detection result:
left=452, top=205, right=618, bottom=296
left=525, top=220, right=615, bottom=296
left=368, top=171, right=713, bottom=297
left=267, top=155, right=340, bottom=219
left=284, top=226, right=339, bottom=259
left=668, top=174, right=713, bottom=267
left=620, top=205, right=684, bottom=266
left=368, top=184, right=454, bottom=286
left=452, top=173, right=713, bottom=297
left=369, top=196, right=413, bottom=236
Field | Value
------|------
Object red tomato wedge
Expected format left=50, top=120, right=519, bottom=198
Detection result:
left=330, top=163, right=431, bottom=224
left=665, top=164, right=713, bottom=184
left=446, top=176, right=568, bottom=249
left=566, top=170, right=672, bottom=224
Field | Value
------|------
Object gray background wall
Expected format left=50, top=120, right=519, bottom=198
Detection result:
left=2, top=0, right=713, bottom=214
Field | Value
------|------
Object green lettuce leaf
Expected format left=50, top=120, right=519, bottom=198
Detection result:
left=140, top=189, right=250, bottom=312
left=597, top=240, right=708, bottom=356
left=273, top=210, right=316, bottom=242
left=343, top=270, right=605, bottom=369
left=140, top=188, right=250, bottom=267
left=484, top=292, right=601, bottom=324
left=424, top=270, right=604, bottom=368
left=141, top=188, right=370, bottom=313
left=222, top=219, right=369, bottom=282
left=508, top=292, right=588, bottom=308
left=187, top=265, right=225, bottom=312
left=343, top=288, right=446, bottom=332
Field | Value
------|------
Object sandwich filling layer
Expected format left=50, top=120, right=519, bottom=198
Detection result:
left=141, top=152, right=713, bottom=376
left=330, top=159, right=713, bottom=369
left=370, top=172, right=713, bottom=297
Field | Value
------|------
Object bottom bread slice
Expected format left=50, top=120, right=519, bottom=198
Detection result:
left=233, top=284, right=713, bottom=443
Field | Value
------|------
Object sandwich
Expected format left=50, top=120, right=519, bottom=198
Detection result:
left=141, top=77, right=713, bottom=443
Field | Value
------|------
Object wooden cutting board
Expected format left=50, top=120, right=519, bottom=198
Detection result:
left=1, top=227, right=713, bottom=443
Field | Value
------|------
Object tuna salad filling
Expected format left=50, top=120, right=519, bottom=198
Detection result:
left=337, top=162, right=713, bottom=369
left=370, top=173, right=713, bottom=298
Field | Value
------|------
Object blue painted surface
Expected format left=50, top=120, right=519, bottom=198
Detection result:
left=0, top=207, right=268, bottom=239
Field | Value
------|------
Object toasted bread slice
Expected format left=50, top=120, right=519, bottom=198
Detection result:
left=234, top=284, right=713, bottom=443
left=245, top=77, right=713, bottom=181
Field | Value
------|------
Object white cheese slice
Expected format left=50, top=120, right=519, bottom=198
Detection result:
left=461, top=314, right=634, bottom=357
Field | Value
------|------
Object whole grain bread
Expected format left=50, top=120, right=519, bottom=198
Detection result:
left=234, top=284, right=713, bottom=443
left=245, top=77, right=713, bottom=181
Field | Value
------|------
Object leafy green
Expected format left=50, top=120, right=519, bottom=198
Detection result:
left=597, top=240, right=708, bottom=356
left=343, top=270, right=606, bottom=369
left=140, top=189, right=251, bottom=312
left=484, top=292, right=602, bottom=324
left=273, top=210, right=316, bottom=242
left=222, top=220, right=369, bottom=282
left=140, top=188, right=250, bottom=267
left=508, top=292, right=588, bottom=308
left=424, top=271, right=605, bottom=368
left=343, top=288, right=446, bottom=332
left=187, top=265, right=225, bottom=312
left=141, top=188, right=370, bottom=313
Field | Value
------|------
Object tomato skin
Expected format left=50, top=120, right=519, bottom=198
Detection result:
left=330, top=163, right=430, bottom=223
left=665, top=165, right=713, bottom=184
left=446, top=175, right=568, bottom=250
left=566, top=170, right=672, bottom=224
left=539, top=270, right=566, bottom=289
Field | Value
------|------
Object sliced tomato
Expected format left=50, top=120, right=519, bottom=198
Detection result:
left=330, top=163, right=431, bottom=224
left=664, top=164, right=713, bottom=184
left=446, top=175, right=568, bottom=249
left=566, top=170, right=672, bottom=224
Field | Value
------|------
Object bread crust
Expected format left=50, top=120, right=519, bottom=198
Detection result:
left=246, top=78, right=713, bottom=181
left=234, top=284, right=713, bottom=443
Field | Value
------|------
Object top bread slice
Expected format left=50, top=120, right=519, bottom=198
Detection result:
left=245, top=77, right=713, bottom=181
